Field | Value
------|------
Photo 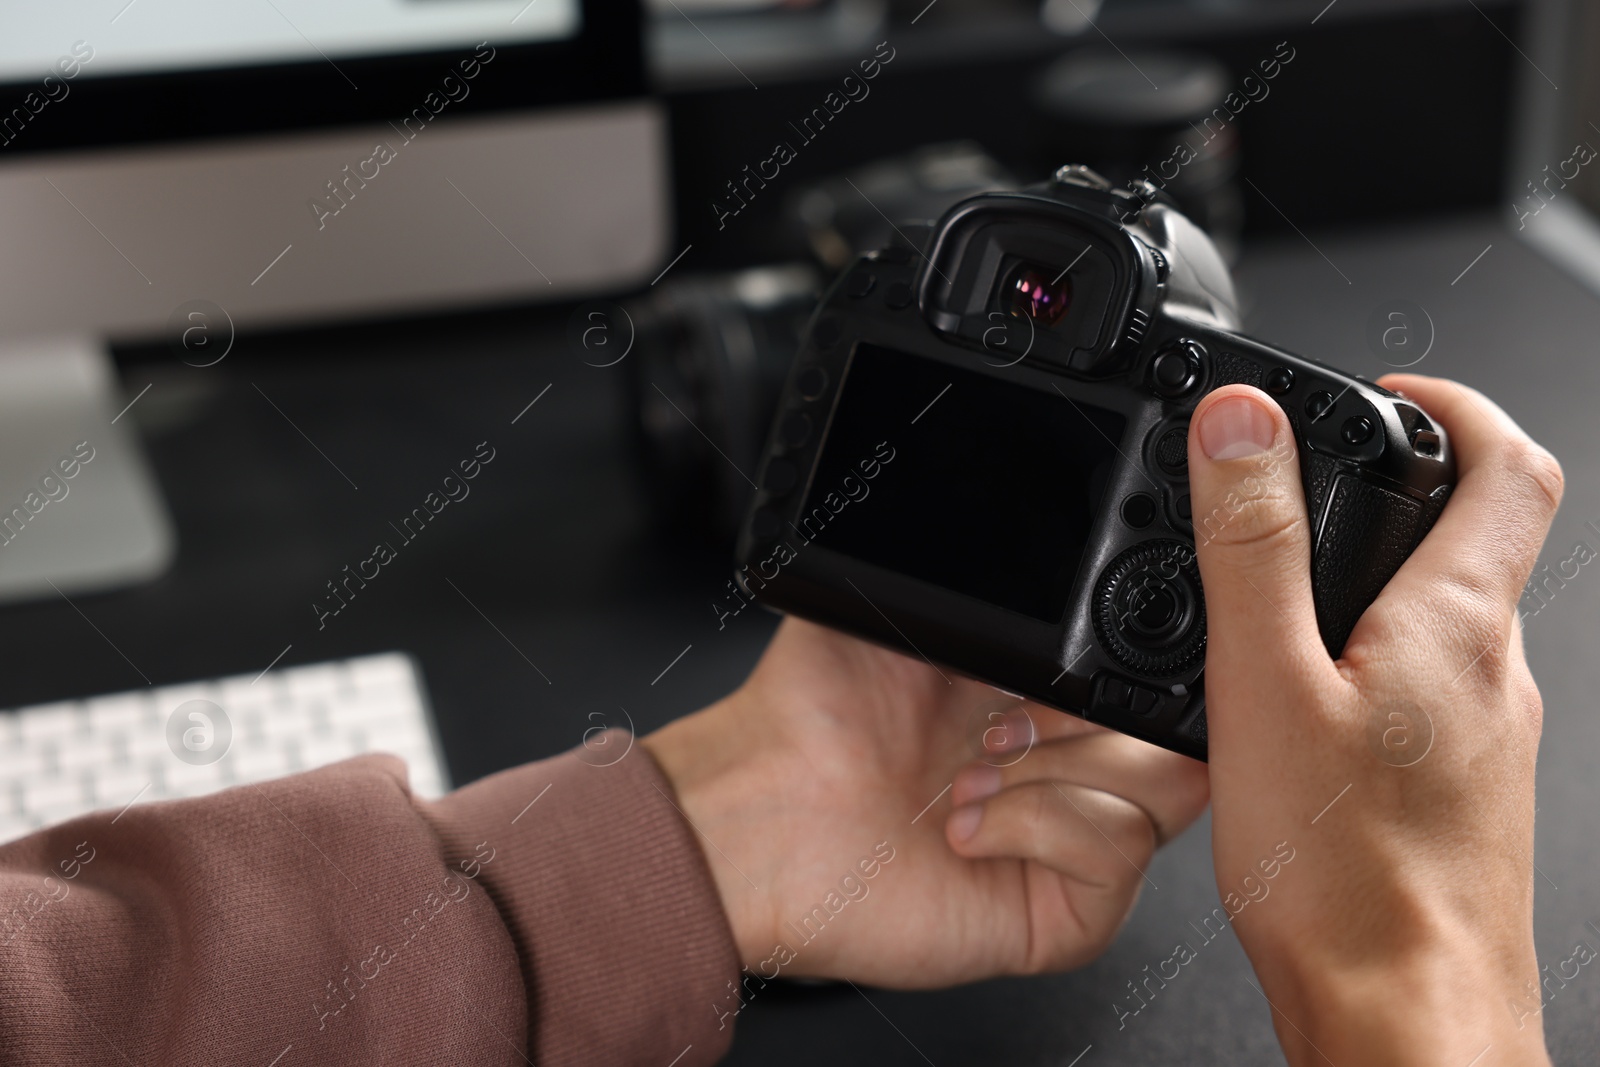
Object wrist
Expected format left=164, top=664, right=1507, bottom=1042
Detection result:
left=1256, top=943, right=1551, bottom=1067
left=642, top=696, right=779, bottom=969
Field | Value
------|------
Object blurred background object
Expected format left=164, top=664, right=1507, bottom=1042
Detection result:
left=628, top=264, right=822, bottom=542
left=1033, top=48, right=1243, bottom=262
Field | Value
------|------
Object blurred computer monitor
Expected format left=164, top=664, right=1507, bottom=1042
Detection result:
left=0, top=0, right=666, bottom=602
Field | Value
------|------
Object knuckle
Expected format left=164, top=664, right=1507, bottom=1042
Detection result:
left=1171, top=765, right=1212, bottom=826
left=1195, top=489, right=1308, bottom=557
left=1503, top=440, right=1565, bottom=515
left=1368, top=576, right=1525, bottom=692
left=1468, top=637, right=1514, bottom=690
left=1102, top=800, right=1156, bottom=865
left=1043, top=788, right=1148, bottom=875
left=1433, top=568, right=1505, bottom=623
left=1446, top=607, right=1516, bottom=689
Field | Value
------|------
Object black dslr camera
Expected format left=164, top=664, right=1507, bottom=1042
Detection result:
left=732, top=165, right=1456, bottom=760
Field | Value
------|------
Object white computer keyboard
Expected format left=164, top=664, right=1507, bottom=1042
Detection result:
left=0, top=652, right=449, bottom=844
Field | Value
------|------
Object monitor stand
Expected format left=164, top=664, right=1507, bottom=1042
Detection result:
left=0, top=336, right=174, bottom=604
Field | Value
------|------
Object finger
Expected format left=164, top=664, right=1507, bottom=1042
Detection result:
left=1377, top=374, right=1563, bottom=610
left=952, top=731, right=1209, bottom=846
left=946, top=780, right=1154, bottom=913
left=1186, top=386, right=1335, bottom=699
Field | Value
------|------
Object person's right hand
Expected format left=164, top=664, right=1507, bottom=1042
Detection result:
left=1188, top=374, right=1562, bottom=1067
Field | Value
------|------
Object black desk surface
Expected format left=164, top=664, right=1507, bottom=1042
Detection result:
left=4, top=214, right=1597, bottom=1065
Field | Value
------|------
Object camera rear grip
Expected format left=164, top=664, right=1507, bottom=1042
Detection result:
left=1172, top=331, right=1453, bottom=749
left=1196, top=328, right=1453, bottom=641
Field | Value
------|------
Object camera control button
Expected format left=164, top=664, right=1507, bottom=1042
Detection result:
left=796, top=366, right=828, bottom=400
left=1153, top=426, right=1188, bottom=477
left=1151, top=340, right=1204, bottom=398
left=1103, top=677, right=1132, bottom=707
left=846, top=272, right=876, bottom=299
left=1092, top=675, right=1161, bottom=718
left=1305, top=390, right=1335, bottom=420
left=1128, top=583, right=1180, bottom=635
left=1341, top=415, right=1375, bottom=446
left=1121, top=493, right=1157, bottom=529
left=1265, top=366, right=1295, bottom=395
left=884, top=282, right=914, bottom=310
left=780, top=412, right=813, bottom=448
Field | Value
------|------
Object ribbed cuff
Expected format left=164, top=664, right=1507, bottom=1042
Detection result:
left=425, top=730, right=741, bottom=1066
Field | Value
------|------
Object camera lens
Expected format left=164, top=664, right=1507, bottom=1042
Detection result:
left=1009, top=265, right=1072, bottom=326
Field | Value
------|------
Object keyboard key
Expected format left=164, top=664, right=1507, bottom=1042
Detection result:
left=53, top=737, right=123, bottom=774
left=298, top=736, right=359, bottom=771
left=87, top=693, right=156, bottom=733
left=0, top=748, right=38, bottom=780
left=123, top=729, right=173, bottom=761
left=91, top=771, right=153, bottom=810
left=348, top=654, right=417, bottom=691
left=19, top=704, right=85, bottom=742
left=218, top=674, right=274, bottom=709
left=225, top=744, right=295, bottom=784
left=409, top=772, right=446, bottom=800
left=164, top=760, right=224, bottom=794
left=259, top=694, right=313, bottom=729
left=21, top=777, right=87, bottom=813
left=31, top=806, right=89, bottom=831
left=154, top=684, right=220, bottom=714
left=286, top=663, right=347, bottom=702
left=0, top=813, right=40, bottom=844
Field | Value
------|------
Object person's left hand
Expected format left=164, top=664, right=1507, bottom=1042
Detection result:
left=643, top=617, right=1209, bottom=988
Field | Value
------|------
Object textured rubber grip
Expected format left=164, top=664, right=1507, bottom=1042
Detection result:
left=1312, top=474, right=1445, bottom=655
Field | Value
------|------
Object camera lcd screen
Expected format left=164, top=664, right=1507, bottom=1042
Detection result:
left=802, top=343, right=1126, bottom=622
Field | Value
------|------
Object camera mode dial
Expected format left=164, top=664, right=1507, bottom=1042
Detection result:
left=1093, top=540, right=1207, bottom=678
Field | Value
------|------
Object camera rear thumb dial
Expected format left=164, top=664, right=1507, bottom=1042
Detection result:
left=1093, top=540, right=1208, bottom=677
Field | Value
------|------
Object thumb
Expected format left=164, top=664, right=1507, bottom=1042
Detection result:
left=1186, top=386, right=1325, bottom=695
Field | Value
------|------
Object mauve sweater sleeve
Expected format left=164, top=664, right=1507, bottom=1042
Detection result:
left=0, top=729, right=740, bottom=1066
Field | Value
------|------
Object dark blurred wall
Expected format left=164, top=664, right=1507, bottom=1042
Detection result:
left=665, top=2, right=1520, bottom=270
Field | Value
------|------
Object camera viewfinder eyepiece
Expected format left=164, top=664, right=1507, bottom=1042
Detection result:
left=1009, top=264, right=1072, bottom=326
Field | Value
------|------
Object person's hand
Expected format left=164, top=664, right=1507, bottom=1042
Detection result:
left=643, top=616, right=1209, bottom=988
left=1188, top=374, right=1561, bottom=1066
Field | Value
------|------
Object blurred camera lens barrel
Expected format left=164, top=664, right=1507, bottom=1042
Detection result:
left=1033, top=49, right=1243, bottom=262
left=626, top=264, right=822, bottom=545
